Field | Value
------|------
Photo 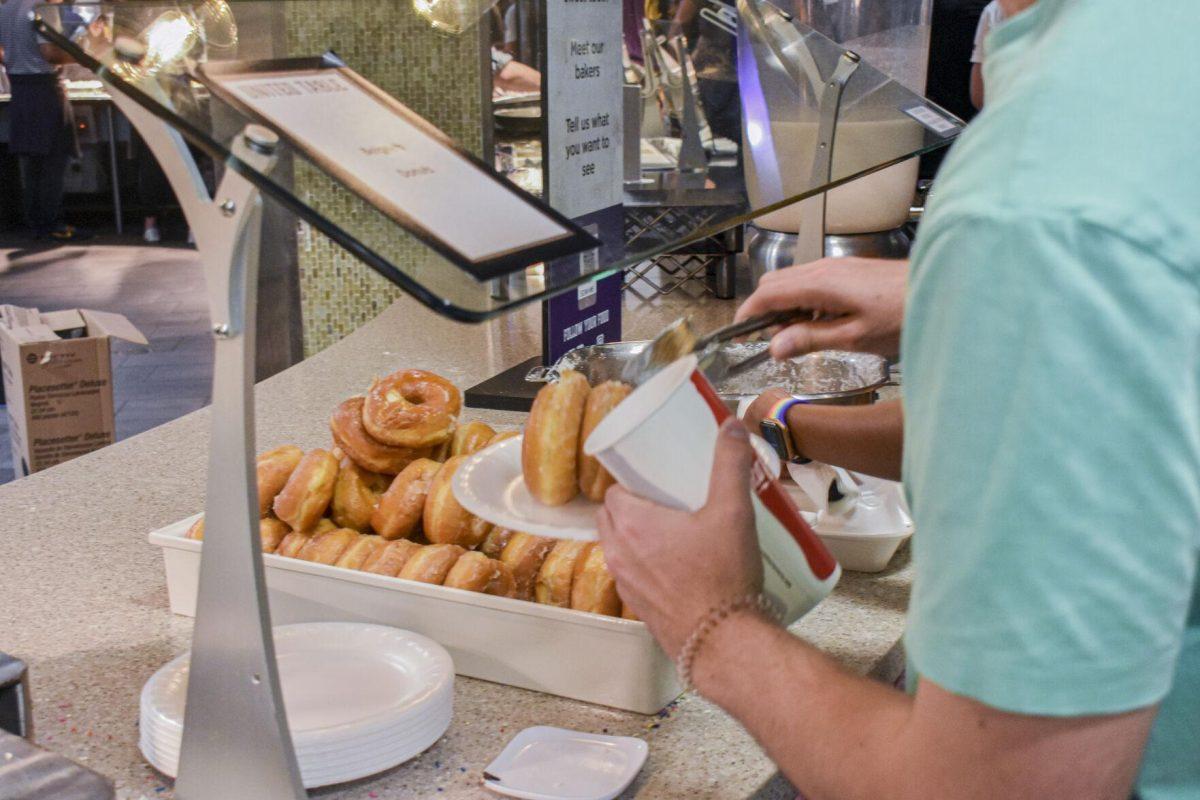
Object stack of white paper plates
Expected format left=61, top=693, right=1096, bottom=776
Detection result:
left=139, top=623, right=453, bottom=788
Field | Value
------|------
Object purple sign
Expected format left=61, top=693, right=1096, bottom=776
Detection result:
left=542, top=204, right=624, bottom=365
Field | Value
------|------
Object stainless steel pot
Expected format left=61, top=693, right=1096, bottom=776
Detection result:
left=528, top=342, right=890, bottom=412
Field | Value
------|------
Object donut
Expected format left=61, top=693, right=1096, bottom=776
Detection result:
left=275, top=530, right=314, bottom=559
left=371, top=458, right=442, bottom=540
left=331, top=397, right=431, bottom=475
left=535, top=540, right=592, bottom=607
left=331, top=458, right=389, bottom=531
left=621, top=605, right=639, bottom=621
left=488, top=430, right=520, bottom=448
left=272, top=449, right=339, bottom=531
left=500, top=532, right=556, bottom=601
left=480, top=527, right=517, bottom=560
left=256, top=445, right=304, bottom=517
left=333, top=533, right=386, bottom=569
left=577, top=381, right=631, bottom=501
left=523, top=369, right=590, bottom=505
left=184, top=517, right=289, bottom=555
left=449, top=421, right=495, bottom=457
left=570, top=544, right=621, bottom=616
left=423, top=456, right=492, bottom=548
left=360, top=539, right=423, bottom=576
left=362, top=370, right=462, bottom=448
left=297, top=527, right=358, bottom=565
left=259, top=518, right=290, bottom=554
left=398, top=543, right=466, bottom=584
left=444, top=551, right=516, bottom=597
left=312, top=518, right=338, bottom=535
left=185, top=517, right=205, bottom=540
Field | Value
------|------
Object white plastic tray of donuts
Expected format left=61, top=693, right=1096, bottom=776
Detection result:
left=148, top=516, right=680, bottom=714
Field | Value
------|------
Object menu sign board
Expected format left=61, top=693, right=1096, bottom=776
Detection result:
left=541, top=0, right=624, bottom=364
left=198, top=57, right=597, bottom=281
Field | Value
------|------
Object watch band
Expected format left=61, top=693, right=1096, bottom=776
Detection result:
left=766, top=397, right=809, bottom=463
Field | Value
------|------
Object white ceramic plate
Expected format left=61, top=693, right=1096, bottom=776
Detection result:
left=452, top=436, right=601, bottom=540
left=454, top=434, right=782, bottom=540
left=483, top=726, right=648, bottom=800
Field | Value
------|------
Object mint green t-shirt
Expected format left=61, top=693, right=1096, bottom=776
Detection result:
left=902, top=2, right=1200, bottom=797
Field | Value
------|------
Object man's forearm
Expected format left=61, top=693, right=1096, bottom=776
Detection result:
left=692, top=612, right=915, bottom=800
left=691, top=613, right=1155, bottom=800
left=786, top=398, right=903, bottom=480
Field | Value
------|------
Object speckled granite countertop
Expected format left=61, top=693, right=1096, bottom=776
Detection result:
left=0, top=288, right=911, bottom=799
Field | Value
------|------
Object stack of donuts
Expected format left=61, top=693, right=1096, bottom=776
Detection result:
left=523, top=368, right=631, bottom=504
left=186, top=368, right=630, bottom=618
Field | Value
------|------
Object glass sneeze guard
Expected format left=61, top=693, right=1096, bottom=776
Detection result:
left=36, top=0, right=961, bottom=323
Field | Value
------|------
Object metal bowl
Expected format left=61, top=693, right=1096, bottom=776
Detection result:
left=528, top=342, right=890, bottom=410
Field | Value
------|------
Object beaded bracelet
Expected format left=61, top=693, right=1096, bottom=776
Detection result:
left=676, top=593, right=781, bottom=691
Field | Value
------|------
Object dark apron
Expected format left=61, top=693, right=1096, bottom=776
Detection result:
left=7, top=72, right=79, bottom=159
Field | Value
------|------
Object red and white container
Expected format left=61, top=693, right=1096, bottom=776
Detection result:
left=584, top=354, right=841, bottom=623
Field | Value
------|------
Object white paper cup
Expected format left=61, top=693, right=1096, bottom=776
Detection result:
left=585, top=355, right=840, bottom=623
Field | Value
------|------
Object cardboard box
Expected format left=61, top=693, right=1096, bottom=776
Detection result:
left=0, top=305, right=147, bottom=477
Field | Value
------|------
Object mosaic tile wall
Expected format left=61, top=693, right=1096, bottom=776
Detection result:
left=284, top=1, right=487, bottom=354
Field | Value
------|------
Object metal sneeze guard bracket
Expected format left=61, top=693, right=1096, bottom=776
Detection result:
left=103, top=84, right=305, bottom=799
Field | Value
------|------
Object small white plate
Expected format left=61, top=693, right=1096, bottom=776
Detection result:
left=453, top=436, right=601, bottom=540
left=454, top=435, right=781, bottom=541
left=138, top=623, right=454, bottom=788
left=483, top=726, right=648, bottom=800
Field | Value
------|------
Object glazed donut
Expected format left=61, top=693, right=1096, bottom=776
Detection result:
left=577, top=381, right=631, bottom=502
left=523, top=369, right=590, bottom=505
left=450, top=421, right=495, bottom=458
left=334, top=533, right=385, bottom=570
left=362, top=370, right=462, bottom=448
left=256, top=445, right=304, bottom=518
left=331, top=397, right=431, bottom=475
left=444, top=551, right=516, bottom=597
left=535, top=540, right=592, bottom=607
left=312, top=518, right=338, bottom=535
left=430, top=439, right=452, bottom=463
left=371, top=458, right=442, bottom=540
left=570, top=544, right=621, bottom=616
left=480, top=527, right=517, bottom=560
left=423, top=456, right=492, bottom=548
left=184, top=517, right=289, bottom=556
left=398, top=543, right=466, bottom=584
left=621, top=605, right=639, bottom=621
left=500, top=532, right=556, bottom=601
left=272, top=449, right=339, bottom=531
left=297, top=527, right=358, bottom=565
left=360, top=539, right=423, bottom=576
left=331, top=458, right=389, bottom=532
left=185, top=517, right=205, bottom=540
left=488, top=430, right=520, bottom=448
left=276, top=530, right=314, bottom=559
left=259, top=518, right=290, bottom=555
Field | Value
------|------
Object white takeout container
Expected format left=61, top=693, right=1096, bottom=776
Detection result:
left=149, top=517, right=679, bottom=714
left=808, top=524, right=913, bottom=573
left=584, top=354, right=841, bottom=624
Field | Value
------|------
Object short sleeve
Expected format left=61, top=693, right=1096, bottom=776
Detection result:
left=970, top=4, right=996, bottom=63
left=902, top=211, right=1200, bottom=716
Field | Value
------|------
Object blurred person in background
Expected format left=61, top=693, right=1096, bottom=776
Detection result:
left=0, top=0, right=92, bottom=241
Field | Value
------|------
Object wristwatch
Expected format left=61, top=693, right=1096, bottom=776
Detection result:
left=758, top=396, right=810, bottom=464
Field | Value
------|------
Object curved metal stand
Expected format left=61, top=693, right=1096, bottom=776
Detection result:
left=103, top=88, right=304, bottom=800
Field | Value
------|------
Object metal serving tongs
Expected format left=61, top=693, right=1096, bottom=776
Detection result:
left=622, top=309, right=813, bottom=386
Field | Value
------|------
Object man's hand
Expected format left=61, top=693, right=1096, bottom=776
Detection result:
left=736, top=257, right=907, bottom=359
left=596, top=418, right=764, bottom=657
